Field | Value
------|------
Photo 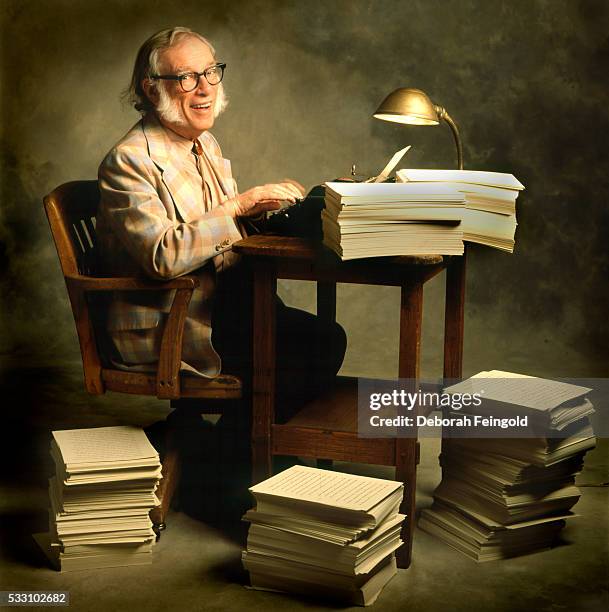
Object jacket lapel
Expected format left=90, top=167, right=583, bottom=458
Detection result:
left=200, top=132, right=237, bottom=199
left=143, top=115, right=204, bottom=223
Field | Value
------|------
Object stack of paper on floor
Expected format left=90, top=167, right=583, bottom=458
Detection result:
left=445, top=370, right=595, bottom=432
left=242, top=465, right=405, bottom=606
left=34, top=426, right=161, bottom=571
left=397, top=169, right=525, bottom=252
left=419, top=371, right=596, bottom=561
left=322, top=181, right=465, bottom=260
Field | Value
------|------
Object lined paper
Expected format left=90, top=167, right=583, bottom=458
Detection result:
left=446, top=371, right=591, bottom=411
left=250, top=466, right=401, bottom=511
left=53, top=426, right=158, bottom=465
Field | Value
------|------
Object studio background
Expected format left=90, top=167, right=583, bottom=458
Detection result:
left=1, top=2, right=608, bottom=610
left=1, top=0, right=608, bottom=377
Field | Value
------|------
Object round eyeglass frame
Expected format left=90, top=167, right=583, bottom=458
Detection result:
left=151, top=63, right=226, bottom=92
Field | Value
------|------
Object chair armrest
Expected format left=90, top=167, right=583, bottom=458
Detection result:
left=65, top=273, right=199, bottom=400
left=65, top=274, right=200, bottom=291
left=155, top=286, right=194, bottom=400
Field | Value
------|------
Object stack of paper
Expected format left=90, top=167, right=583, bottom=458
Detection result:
left=419, top=371, right=596, bottom=561
left=322, top=182, right=465, bottom=260
left=445, top=370, right=595, bottom=432
left=35, top=426, right=161, bottom=571
left=242, top=465, right=405, bottom=606
left=418, top=503, right=568, bottom=562
left=397, top=169, right=525, bottom=252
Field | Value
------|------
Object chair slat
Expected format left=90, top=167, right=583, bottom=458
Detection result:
left=86, top=216, right=97, bottom=247
left=72, top=223, right=86, bottom=253
left=80, top=218, right=94, bottom=250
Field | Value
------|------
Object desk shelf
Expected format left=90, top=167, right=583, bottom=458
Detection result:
left=273, top=377, right=397, bottom=465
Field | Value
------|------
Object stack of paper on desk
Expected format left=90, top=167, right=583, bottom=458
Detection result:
left=397, top=169, right=525, bottom=252
left=322, top=182, right=465, bottom=260
left=242, top=465, right=405, bottom=606
left=35, top=426, right=161, bottom=571
left=419, top=371, right=596, bottom=561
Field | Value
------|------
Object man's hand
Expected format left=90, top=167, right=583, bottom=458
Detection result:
left=229, top=181, right=305, bottom=218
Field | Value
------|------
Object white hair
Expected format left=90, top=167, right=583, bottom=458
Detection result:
left=125, top=26, right=228, bottom=118
left=155, top=78, right=228, bottom=122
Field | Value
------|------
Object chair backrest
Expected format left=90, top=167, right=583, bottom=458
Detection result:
left=43, top=180, right=101, bottom=277
left=44, top=181, right=105, bottom=394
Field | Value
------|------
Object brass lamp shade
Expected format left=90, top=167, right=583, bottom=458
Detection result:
left=373, top=87, right=463, bottom=169
left=373, top=88, right=439, bottom=125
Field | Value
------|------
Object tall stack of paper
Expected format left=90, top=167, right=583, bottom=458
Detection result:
left=419, top=372, right=596, bottom=561
left=322, top=182, right=465, bottom=260
left=35, top=426, right=161, bottom=571
left=242, top=465, right=405, bottom=606
left=396, top=169, right=525, bottom=252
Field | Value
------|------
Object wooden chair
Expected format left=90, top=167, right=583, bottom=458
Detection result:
left=43, top=180, right=242, bottom=531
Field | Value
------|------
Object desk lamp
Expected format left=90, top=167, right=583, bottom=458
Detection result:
left=373, top=88, right=463, bottom=169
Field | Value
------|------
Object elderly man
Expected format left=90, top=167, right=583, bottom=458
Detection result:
left=97, top=27, right=346, bottom=412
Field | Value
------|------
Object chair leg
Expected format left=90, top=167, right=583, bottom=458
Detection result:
left=150, top=426, right=181, bottom=535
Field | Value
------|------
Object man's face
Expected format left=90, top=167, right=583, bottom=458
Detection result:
left=152, top=36, right=218, bottom=139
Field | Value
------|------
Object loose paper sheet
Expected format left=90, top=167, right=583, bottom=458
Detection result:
left=372, top=146, right=412, bottom=183
left=250, top=466, right=401, bottom=511
left=446, top=370, right=591, bottom=411
left=53, top=426, right=158, bottom=465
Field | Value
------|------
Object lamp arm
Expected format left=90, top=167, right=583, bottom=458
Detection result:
left=434, top=105, right=463, bottom=170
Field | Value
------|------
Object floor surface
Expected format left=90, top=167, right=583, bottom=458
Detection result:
left=1, top=357, right=607, bottom=612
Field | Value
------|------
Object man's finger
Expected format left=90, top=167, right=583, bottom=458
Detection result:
left=257, top=199, right=283, bottom=209
left=278, top=183, right=304, bottom=199
left=263, top=187, right=297, bottom=202
left=280, top=178, right=306, bottom=196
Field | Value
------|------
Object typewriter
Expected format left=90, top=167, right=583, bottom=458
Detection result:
left=263, top=148, right=409, bottom=240
left=263, top=184, right=326, bottom=240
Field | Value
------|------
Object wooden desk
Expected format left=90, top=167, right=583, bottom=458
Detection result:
left=233, top=235, right=465, bottom=568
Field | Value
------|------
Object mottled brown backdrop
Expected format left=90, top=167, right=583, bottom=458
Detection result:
left=1, top=0, right=608, bottom=379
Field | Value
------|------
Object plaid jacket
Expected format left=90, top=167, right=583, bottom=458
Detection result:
left=96, top=113, right=244, bottom=377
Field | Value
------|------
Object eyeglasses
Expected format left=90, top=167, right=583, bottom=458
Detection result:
left=151, top=63, right=226, bottom=92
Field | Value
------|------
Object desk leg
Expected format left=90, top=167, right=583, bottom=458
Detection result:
left=443, top=249, right=466, bottom=380
left=442, top=250, right=466, bottom=460
left=316, top=281, right=337, bottom=324
left=251, top=260, right=277, bottom=484
left=396, top=281, right=423, bottom=569
left=315, top=282, right=337, bottom=468
left=316, top=278, right=337, bottom=398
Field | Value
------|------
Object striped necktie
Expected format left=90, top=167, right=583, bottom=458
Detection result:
left=192, top=139, right=212, bottom=211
